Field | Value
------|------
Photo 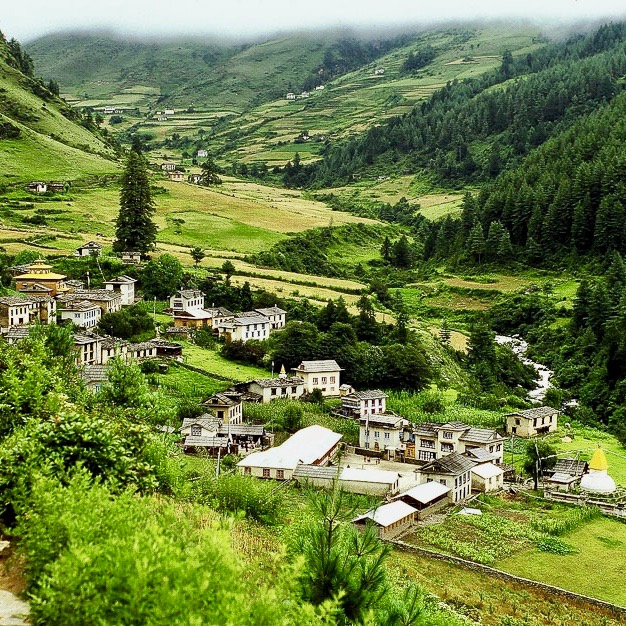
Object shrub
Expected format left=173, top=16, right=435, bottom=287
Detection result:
left=536, top=537, right=576, bottom=555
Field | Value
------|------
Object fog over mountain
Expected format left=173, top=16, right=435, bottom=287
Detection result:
left=5, top=0, right=626, bottom=42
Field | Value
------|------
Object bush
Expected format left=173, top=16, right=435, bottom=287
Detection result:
left=536, top=536, right=576, bottom=555
left=17, top=475, right=315, bottom=626
left=140, top=359, right=160, bottom=374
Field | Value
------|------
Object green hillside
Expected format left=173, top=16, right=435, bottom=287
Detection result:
left=0, top=32, right=118, bottom=185
left=26, top=26, right=542, bottom=168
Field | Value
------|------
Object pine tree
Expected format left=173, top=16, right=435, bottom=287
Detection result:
left=467, top=222, right=486, bottom=263
left=114, top=150, right=157, bottom=253
left=439, top=319, right=452, bottom=345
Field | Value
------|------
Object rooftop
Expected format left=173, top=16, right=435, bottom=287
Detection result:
left=471, top=462, right=504, bottom=480
left=507, top=406, right=559, bottom=420
left=292, top=360, right=342, bottom=373
left=237, top=425, right=341, bottom=470
left=358, top=414, right=409, bottom=428
left=80, top=364, right=110, bottom=384
left=552, top=458, right=588, bottom=477
left=255, top=306, right=286, bottom=316
left=396, top=481, right=450, bottom=505
left=0, top=296, right=35, bottom=305
left=59, top=299, right=101, bottom=312
left=353, top=501, right=417, bottom=527
left=344, top=389, right=388, bottom=401
left=104, top=275, right=136, bottom=284
left=180, top=416, right=219, bottom=432
left=249, top=376, right=304, bottom=389
left=421, top=452, right=476, bottom=476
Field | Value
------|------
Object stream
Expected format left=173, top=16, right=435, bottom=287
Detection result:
left=495, top=335, right=553, bottom=402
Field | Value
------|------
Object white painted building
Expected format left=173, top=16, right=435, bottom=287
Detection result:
left=217, top=314, right=270, bottom=343
left=352, top=501, right=417, bottom=539
left=293, top=465, right=400, bottom=496
left=341, top=389, right=387, bottom=418
left=291, top=360, right=342, bottom=396
left=471, top=462, right=504, bottom=493
left=243, top=372, right=305, bottom=403
left=254, top=306, right=286, bottom=330
left=104, top=275, right=137, bottom=306
left=237, top=425, right=341, bottom=480
left=0, top=296, right=36, bottom=327
left=74, top=241, right=103, bottom=257
left=58, top=300, right=101, bottom=328
left=359, top=413, right=410, bottom=456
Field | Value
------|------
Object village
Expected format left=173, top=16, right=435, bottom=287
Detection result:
left=1, top=251, right=622, bottom=546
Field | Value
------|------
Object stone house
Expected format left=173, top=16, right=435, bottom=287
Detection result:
left=254, top=306, right=286, bottom=330
left=237, top=371, right=305, bottom=403
left=58, top=290, right=122, bottom=315
left=74, top=241, right=103, bottom=257
left=505, top=406, right=559, bottom=437
left=419, top=452, right=475, bottom=503
left=203, top=391, right=243, bottom=424
left=471, top=462, right=504, bottom=493
left=340, top=389, right=387, bottom=418
left=161, top=162, right=177, bottom=171
left=120, top=251, right=142, bottom=265
left=104, top=275, right=137, bottom=306
left=405, top=422, right=505, bottom=464
left=216, top=314, right=270, bottom=343
left=58, top=300, right=101, bottom=328
left=167, top=171, right=185, bottom=182
left=73, top=333, right=102, bottom=366
left=359, top=413, right=411, bottom=458
left=291, top=360, right=342, bottom=396
left=0, top=296, right=36, bottom=328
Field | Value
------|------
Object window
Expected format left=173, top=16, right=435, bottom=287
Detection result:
left=374, top=431, right=380, bottom=438
left=217, top=411, right=224, bottom=419
left=384, top=432, right=390, bottom=439
left=420, top=439, right=435, bottom=449
left=496, top=444, right=502, bottom=451
left=244, top=467, right=251, bottom=475
left=191, top=425, right=202, bottom=436
left=454, top=478, right=458, bottom=488
left=322, top=377, right=327, bottom=384
left=291, top=387, right=297, bottom=393
left=442, top=431, right=453, bottom=440
left=276, top=470, right=284, bottom=480
left=312, top=377, right=319, bottom=385
left=262, top=468, right=270, bottom=478
left=271, top=388, right=277, bottom=396
left=441, top=443, right=453, bottom=453
left=418, top=450, right=435, bottom=461
left=515, top=418, right=521, bottom=425
left=439, top=479, right=447, bottom=486
left=330, top=376, right=335, bottom=383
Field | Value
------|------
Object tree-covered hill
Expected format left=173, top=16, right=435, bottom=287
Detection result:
left=0, top=30, right=118, bottom=185
left=301, top=22, right=626, bottom=188
left=26, top=31, right=410, bottom=112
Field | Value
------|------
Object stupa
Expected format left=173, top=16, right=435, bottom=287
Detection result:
left=580, top=447, right=616, bottom=494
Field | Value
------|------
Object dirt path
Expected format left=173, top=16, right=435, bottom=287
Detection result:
left=0, top=542, right=29, bottom=625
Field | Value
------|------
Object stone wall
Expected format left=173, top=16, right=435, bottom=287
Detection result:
left=390, top=540, right=626, bottom=618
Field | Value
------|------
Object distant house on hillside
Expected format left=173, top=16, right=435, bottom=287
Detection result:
left=74, top=241, right=102, bottom=258
left=188, top=173, right=202, bottom=184
left=341, top=389, right=388, bottom=418
left=286, top=92, right=296, bottom=100
left=197, top=149, right=208, bottom=158
left=505, top=406, right=559, bottom=437
left=373, top=67, right=385, bottom=75
left=353, top=501, right=417, bottom=540
left=164, top=109, right=175, bottom=115
left=236, top=368, right=305, bottom=404
left=27, top=181, right=47, bottom=193
left=103, top=275, right=137, bottom=306
left=167, top=171, right=185, bottom=182
left=119, top=251, right=142, bottom=265
left=161, top=162, right=177, bottom=171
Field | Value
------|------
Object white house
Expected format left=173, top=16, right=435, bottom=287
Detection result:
left=237, top=425, right=341, bottom=480
left=203, top=392, right=243, bottom=424
left=120, top=251, right=142, bottom=265
left=58, top=300, right=101, bottom=328
left=0, top=296, right=36, bottom=328
left=254, top=306, right=286, bottom=330
left=471, top=462, right=504, bottom=493
left=74, top=241, right=102, bottom=257
left=291, top=360, right=342, bottom=396
left=197, top=149, right=209, bottom=158
left=161, top=162, right=177, bottom=171
left=359, top=413, right=411, bottom=458
left=170, top=289, right=205, bottom=312
left=341, top=389, right=387, bottom=418
left=352, top=501, right=417, bottom=540
left=419, top=453, right=475, bottom=503
left=58, top=290, right=122, bottom=315
left=104, top=275, right=137, bottom=306
left=73, top=334, right=102, bottom=366
left=217, top=314, right=270, bottom=343
left=286, top=92, right=296, bottom=100
left=164, top=109, right=175, bottom=115
left=505, top=406, right=559, bottom=437
left=27, top=181, right=47, bottom=193
left=241, top=371, right=305, bottom=403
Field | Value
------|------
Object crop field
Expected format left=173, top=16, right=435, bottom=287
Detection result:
left=181, top=343, right=269, bottom=381
left=390, top=550, right=624, bottom=626
left=500, top=515, right=626, bottom=605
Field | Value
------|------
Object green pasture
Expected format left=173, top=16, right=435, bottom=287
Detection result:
left=181, top=343, right=269, bottom=382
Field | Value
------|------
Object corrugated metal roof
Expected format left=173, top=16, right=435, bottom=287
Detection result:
left=397, top=481, right=450, bottom=504
left=353, top=501, right=417, bottom=527
left=471, top=463, right=504, bottom=479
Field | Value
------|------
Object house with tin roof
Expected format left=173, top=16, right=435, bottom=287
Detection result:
left=505, top=406, right=559, bottom=437
left=393, top=481, right=451, bottom=519
left=216, top=313, right=270, bottom=343
left=237, top=425, right=341, bottom=480
left=352, top=501, right=417, bottom=540
left=254, top=306, right=286, bottom=330
left=293, top=465, right=401, bottom=496
left=0, top=295, right=37, bottom=328
left=203, top=391, right=243, bottom=424
left=291, top=360, right=342, bottom=396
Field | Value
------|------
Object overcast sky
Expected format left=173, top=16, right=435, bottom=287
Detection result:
left=4, top=0, right=626, bottom=42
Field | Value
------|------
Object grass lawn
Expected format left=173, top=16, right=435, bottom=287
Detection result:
left=181, top=343, right=269, bottom=381
left=499, top=515, right=626, bottom=606
left=155, top=363, right=230, bottom=400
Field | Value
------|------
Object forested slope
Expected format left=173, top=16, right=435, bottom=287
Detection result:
left=300, top=22, right=626, bottom=187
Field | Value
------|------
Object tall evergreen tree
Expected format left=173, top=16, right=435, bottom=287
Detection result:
left=114, top=150, right=157, bottom=253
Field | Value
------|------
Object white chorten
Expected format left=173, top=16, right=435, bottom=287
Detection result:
left=580, top=447, right=616, bottom=494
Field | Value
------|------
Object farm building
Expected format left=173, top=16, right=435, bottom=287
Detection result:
left=505, top=406, right=559, bottom=437
left=544, top=457, right=589, bottom=492
left=293, top=465, right=400, bottom=496
left=352, top=501, right=417, bottom=540
left=237, top=425, right=341, bottom=480
left=393, top=481, right=451, bottom=519
left=470, top=462, right=504, bottom=493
